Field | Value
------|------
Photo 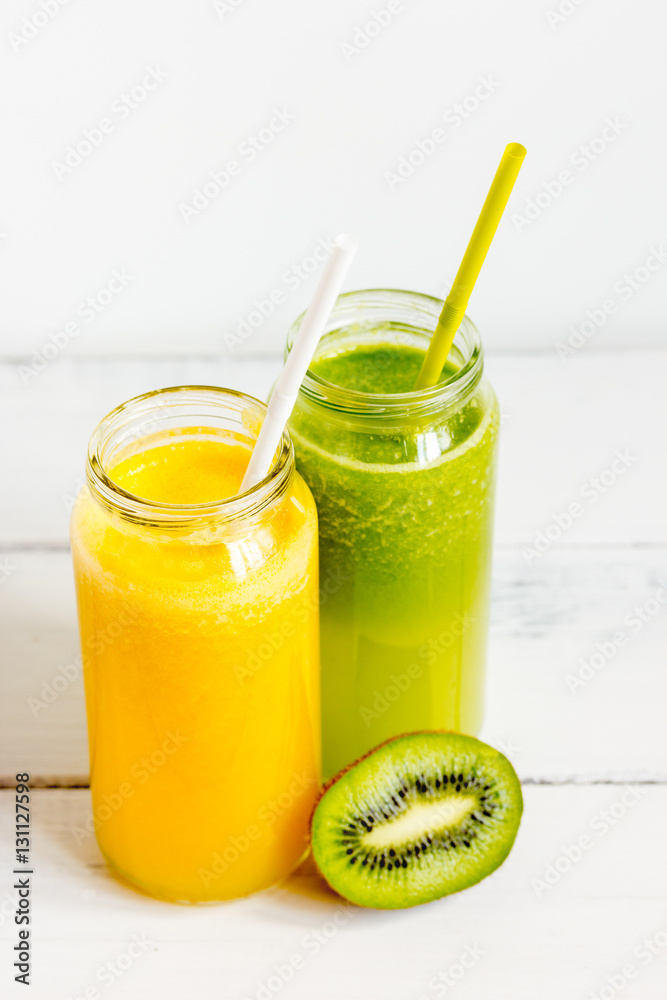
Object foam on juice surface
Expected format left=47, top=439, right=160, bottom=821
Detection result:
left=109, top=437, right=249, bottom=504
left=311, top=343, right=431, bottom=394
left=299, top=344, right=490, bottom=474
left=74, top=433, right=315, bottom=615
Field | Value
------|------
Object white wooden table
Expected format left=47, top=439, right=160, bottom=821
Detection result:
left=2, top=349, right=666, bottom=998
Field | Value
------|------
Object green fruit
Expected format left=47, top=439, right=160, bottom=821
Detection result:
left=311, top=731, right=523, bottom=909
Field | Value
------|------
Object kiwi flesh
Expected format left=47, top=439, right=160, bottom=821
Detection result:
left=311, top=731, right=523, bottom=909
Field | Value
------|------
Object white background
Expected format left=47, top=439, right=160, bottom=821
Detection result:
left=1, top=0, right=666, bottom=359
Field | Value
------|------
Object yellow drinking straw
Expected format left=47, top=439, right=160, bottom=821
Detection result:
left=414, top=142, right=527, bottom=389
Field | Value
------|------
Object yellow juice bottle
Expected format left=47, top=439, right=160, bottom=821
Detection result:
left=70, top=387, right=320, bottom=902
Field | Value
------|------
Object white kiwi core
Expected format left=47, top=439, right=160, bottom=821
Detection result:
left=362, top=796, right=477, bottom=849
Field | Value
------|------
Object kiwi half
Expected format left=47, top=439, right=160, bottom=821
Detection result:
left=311, top=732, right=523, bottom=909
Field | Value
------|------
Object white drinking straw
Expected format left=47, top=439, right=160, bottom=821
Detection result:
left=239, top=233, right=358, bottom=493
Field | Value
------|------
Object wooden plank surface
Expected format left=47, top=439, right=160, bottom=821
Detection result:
left=1, top=349, right=666, bottom=548
left=2, top=351, right=666, bottom=783
left=1, top=786, right=666, bottom=1000
left=2, top=545, right=666, bottom=784
left=1, top=350, right=665, bottom=996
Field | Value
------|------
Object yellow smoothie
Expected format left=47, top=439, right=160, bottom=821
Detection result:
left=71, top=407, right=320, bottom=903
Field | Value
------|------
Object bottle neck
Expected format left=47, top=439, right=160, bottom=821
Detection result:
left=85, top=386, right=294, bottom=531
left=286, top=288, right=484, bottom=421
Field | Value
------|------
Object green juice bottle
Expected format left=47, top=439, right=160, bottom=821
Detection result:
left=286, top=289, right=500, bottom=778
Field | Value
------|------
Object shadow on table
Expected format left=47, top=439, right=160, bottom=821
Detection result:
left=281, top=853, right=341, bottom=904
left=35, top=791, right=403, bottom=922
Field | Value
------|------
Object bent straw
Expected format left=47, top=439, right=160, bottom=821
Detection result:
left=239, top=233, right=358, bottom=493
left=414, top=142, right=526, bottom=389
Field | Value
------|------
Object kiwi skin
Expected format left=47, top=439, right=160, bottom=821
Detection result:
left=310, top=731, right=523, bottom=910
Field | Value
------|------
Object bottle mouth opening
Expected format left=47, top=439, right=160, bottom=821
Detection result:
left=86, top=386, right=293, bottom=527
left=286, top=288, right=484, bottom=416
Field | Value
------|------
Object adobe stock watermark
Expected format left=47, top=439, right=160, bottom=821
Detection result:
left=545, top=0, right=591, bottom=30
left=565, top=584, right=667, bottom=695
left=587, top=918, right=667, bottom=1000
left=359, top=611, right=476, bottom=727
left=28, top=654, right=82, bottom=718
left=522, top=448, right=638, bottom=564
left=212, top=0, right=249, bottom=18
left=8, top=0, right=76, bottom=54
left=60, top=413, right=162, bottom=509
left=0, top=556, right=17, bottom=585
left=234, top=566, right=349, bottom=684
left=179, top=107, right=295, bottom=224
left=71, top=731, right=189, bottom=845
left=556, top=246, right=667, bottom=360
left=0, top=889, right=20, bottom=930
left=17, top=269, right=135, bottom=385
left=224, top=235, right=337, bottom=351
left=66, top=934, right=153, bottom=1000
left=27, top=601, right=141, bottom=718
left=512, top=116, right=628, bottom=233
left=198, top=771, right=317, bottom=888
left=384, top=75, right=500, bottom=191
left=339, top=0, right=412, bottom=63
left=417, top=944, right=485, bottom=999
left=531, top=785, right=646, bottom=897
left=51, top=66, right=168, bottom=181
left=61, top=475, right=86, bottom=513
left=241, top=906, right=356, bottom=1000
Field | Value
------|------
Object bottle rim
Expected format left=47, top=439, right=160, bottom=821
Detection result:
left=85, top=385, right=293, bottom=528
left=285, top=288, right=484, bottom=417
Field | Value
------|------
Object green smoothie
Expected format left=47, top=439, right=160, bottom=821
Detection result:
left=287, top=294, right=500, bottom=778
